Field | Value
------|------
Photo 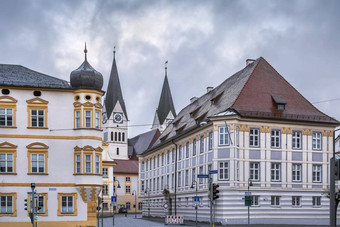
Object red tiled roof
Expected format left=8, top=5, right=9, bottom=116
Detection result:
left=113, top=159, right=138, bottom=174
left=231, top=57, right=339, bottom=124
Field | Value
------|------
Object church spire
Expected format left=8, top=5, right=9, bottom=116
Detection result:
left=104, top=48, right=128, bottom=120
left=152, top=61, right=176, bottom=131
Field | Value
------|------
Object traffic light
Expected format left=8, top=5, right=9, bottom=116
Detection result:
left=24, top=198, right=31, bottom=211
left=335, top=159, right=340, bottom=180
left=212, top=184, right=220, bottom=200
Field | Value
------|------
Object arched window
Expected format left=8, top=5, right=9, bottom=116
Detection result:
left=122, top=133, right=125, bottom=142
left=118, top=132, right=121, bottom=141
left=116, top=148, right=119, bottom=155
left=115, top=132, right=117, bottom=141
left=111, top=132, right=113, bottom=141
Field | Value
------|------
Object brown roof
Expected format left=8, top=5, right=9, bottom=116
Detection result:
left=113, top=160, right=138, bottom=174
left=231, top=57, right=339, bottom=124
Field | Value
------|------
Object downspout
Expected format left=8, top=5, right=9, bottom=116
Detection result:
left=171, top=140, right=178, bottom=215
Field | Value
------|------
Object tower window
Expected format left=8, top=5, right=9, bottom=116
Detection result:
left=111, top=132, right=113, bottom=141
left=122, top=133, right=125, bottom=142
left=116, top=148, right=119, bottom=155
left=115, top=132, right=117, bottom=141
left=118, top=132, right=121, bottom=141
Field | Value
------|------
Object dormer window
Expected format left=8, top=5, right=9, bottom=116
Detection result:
left=272, top=95, right=286, bottom=111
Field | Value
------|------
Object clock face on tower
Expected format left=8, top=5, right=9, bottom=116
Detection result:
left=113, top=112, right=123, bottom=124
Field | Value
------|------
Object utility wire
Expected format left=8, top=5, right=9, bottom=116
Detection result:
left=312, top=98, right=340, bottom=104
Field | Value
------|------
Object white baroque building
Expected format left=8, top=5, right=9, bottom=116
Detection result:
left=138, top=57, right=340, bottom=225
left=0, top=47, right=104, bottom=227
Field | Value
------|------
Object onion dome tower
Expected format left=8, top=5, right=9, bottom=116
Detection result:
left=70, top=43, right=103, bottom=91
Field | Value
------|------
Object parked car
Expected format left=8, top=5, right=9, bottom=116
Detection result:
left=118, top=207, right=127, bottom=213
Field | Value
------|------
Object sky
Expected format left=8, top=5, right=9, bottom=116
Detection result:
left=1, top=0, right=340, bottom=137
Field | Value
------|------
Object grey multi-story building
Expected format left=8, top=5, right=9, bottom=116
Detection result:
left=138, top=57, right=339, bottom=225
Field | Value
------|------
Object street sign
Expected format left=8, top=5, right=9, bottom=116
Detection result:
left=111, top=196, right=117, bottom=202
left=195, top=205, right=198, bottom=210
left=209, top=170, right=218, bottom=174
left=197, top=174, right=209, bottom=178
left=194, top=196, right=200, bottom=202
left=164, top=208, right=168, bottom=213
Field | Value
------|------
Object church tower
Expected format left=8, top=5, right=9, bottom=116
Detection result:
left=152, top=62, right=176, bottom=133
left=102, top=49, right=129, bottom=160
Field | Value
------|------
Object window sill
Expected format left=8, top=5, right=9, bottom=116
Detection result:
left=74, top=128, right=103, bottom=131
left=28, top=173, right=48, bottom=175
left=58, top=212, right=77, bottom=216
left=73, top=173, right=102, bottom=176
left=27, top=127, right=48, bottom=130
left=0, top=126, right=17, bottom=129
left=0, top=172, right=17, bottom=175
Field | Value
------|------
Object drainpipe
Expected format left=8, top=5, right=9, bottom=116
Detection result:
left=171, top=140, right=178, bottom=215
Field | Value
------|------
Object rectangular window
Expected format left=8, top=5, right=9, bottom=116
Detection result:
left=251, top=195, right=259, bottom=206
left=85, top=110, right=92, bottom=128
left=250, top=162, right=260, bottom=181
left=31, top=154, right=45, bottom=173
left=178, top=172, right=181, bottom=187
left=292, top=164, right=302, bottom=182
left=171, top=173, right=174, bottom=189
left=85, top=154, right=91, bottom=173
left=141, top=180, right=145, bottom=192
left=76, top=155, right=81, bottom=174
left=312, top=132, right=322, bottom=150
left=167, top=150, right=170, bottom=164
left=95, top=111, right=100, bottom=129
left=186, top=142, right=189, bottom=158
left=126, top=177, right=130, bottom=182
left=126, top=202, right=130, bottom=210
left=162, top=153, right=164, bottom=166
left=103, top=185, right=108, bottom=195
left=167, top=175, right=169, bottom=186
left=312, top=196, right=321, bottom=207
left=95, top=155, right=100, bottom=174
left=126, top=185, right=131, bottom=193
left=0, top=108, right=13, bottom=127
left=208, top=132, right=213, bottom=150
left=271, top=163, right=281, bottom=181
left=36, top=195, right=45, bottom=213
left=271, top=129, right=281, bottom=148
left=185, top=170, right=189, bottom=186
left=75, top=110, right=81, bottom=128
left=172, top=149, right=175, bottom=163
left=153, top=178, right=155, bottom=191
left=292, top=131, right=302, bottom=149
left=102, top=168, right=108, bottom=177
left=312, top=164, right=322, bottom=182
left=249, top=128, right=260, bottom=147
left=0, top=153, right=13, bottom=173
left=31, top=109, right=44, bottom=127
left=138, top=202, right=143, bottom=210
left=199, top=166, right=203, bottom=184
left=193, top=139, right=197, bottom=156
left=219, top=127, right=229, bottom=145
left=292, top=196, right=301, bottom=207
left=192, top=168, right=196, bottom=184
left=200, top=135, right=204, bottom=153
left=271, top=196, right=280, bottom=206
left=0, top=195, right=13, bottom=213
left=179, top=146, right=182, bottom=160
left=61, top=196, right=74, bottom=213
left=161, top=176, right=164, bottom=189
left=219, top=161, right=229, bottom=180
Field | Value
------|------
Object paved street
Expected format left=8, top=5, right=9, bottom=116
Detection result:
left=98, top=214, right=333, bottom=227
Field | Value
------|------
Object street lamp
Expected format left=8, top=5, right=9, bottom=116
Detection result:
left=247, top=178, right=253, bottom=226
left=190, top=181, right=198, bottom=226
left=112, top=179, right=121, bottom=226
left=145, top=187, right=150, bottom=216
left=132, top=190, right=137, bottom=219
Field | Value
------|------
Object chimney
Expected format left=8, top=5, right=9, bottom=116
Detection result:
left=206, top=87, right=214, bottom=93
left=246, top=59, right=255, bottom=66
left=190, top=97, right=198, bottom=103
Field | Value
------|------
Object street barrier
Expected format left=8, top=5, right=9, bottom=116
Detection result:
left=165, top=215, right=184, bottom=225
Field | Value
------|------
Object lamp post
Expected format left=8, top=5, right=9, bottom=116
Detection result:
left=112, top=179, right=121, bottom=226
left=190, top=181, right=198, bottom=226
left=330, top=128, right=340, bottom=227
left=145, top=187, right=150, bottom=216
left=247, top=178, right=253, bottom=226
left=132, top=190, right=137, bottom=218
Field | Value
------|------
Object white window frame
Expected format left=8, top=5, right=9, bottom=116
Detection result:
left=271, top=163, right=281, bottom=182
left=249, top=128, right=260, bottom=147
left=0, top=108, right=13, bottom=127
left=85, top=110, right=92, bottom=128
left=312, top=164, right=322, bottom=182
left=193, top=139, right=197, bottom=156
left=31, top=153, right=45, bottom=173
left=0, top=153, right=13, bottom=173
left=102, top=168, right=108, bottom=177
left=292, top=130, right=302, bottom=149
left=271, top=129, right=281, bottom=148
left=95, top=111, right=100, bottom=129
left=61, top=196, right=74, bottom=213
left=76, top=154, right=81, bottom=174
left=185, top=170, right=189, bottom=186
left=95, top=155, right=100, bottom=174
left=219, top=126, right=229, bottom=146
left=31, top=109, right=44, bottom=127
left=200, top=135, right=204, bottom=153
left=219, top=161, right=229, bottom=180
left=208, top=132, right=213, bottom=150
left=292, top=196, right=301, bottom=207
left=292, top=164, right=302, bottom=182
left=85, top=154, right=91, bottom=173
left=186, top=142, right=189, bottom=158
left=75, top=110, right=81, bottom=128
left=0, top=195, right=13, bottom=213
left=103, top=185, right=109, bottom=195
left=251, top=195, right=259, bottom=206
left=312, top=196, right=321, bottom=207
left=250, top=162, right=260, bottom=181
left=271, top=196, right=280, bottom=206
left=312, top=132, right=322, bottom=150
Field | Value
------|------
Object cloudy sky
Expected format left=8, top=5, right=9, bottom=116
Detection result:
left=1, top=0, right=339, bottom=137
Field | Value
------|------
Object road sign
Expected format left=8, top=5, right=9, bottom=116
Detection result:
left=197, top=174, right=209, bottom=178
left=209, top=170, right=218, bottom=174
left=163, top=203, right=169, bottom=209
left=195, top=205, right=198, bottom=210
left=194, top=196, right=200, bottom=202
left=164, top=208, right=168, bottom=213
left=111, top=196, right=117, bottom=202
